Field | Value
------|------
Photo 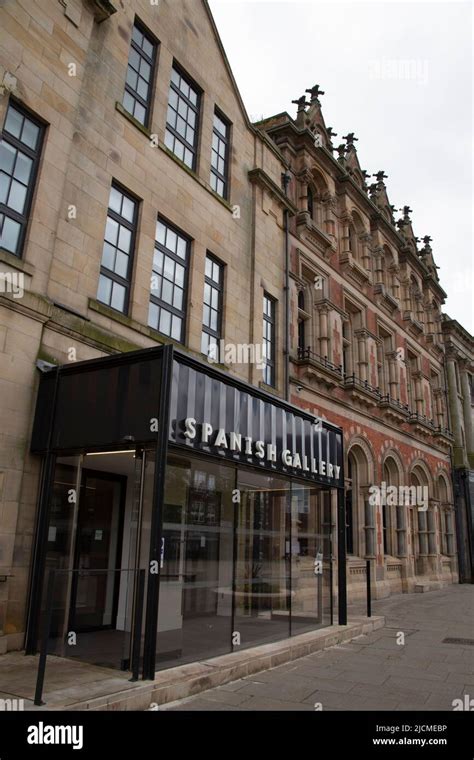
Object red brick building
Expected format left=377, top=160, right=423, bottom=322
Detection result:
left=258, top=88, right=457, bottom=601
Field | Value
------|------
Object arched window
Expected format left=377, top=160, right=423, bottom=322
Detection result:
left=410, top=465, right=434, bottom=561
left=307, top=187, right=314, bottom=219
left=410, top=275, right=423, bottom=324
left=382, top=456, right=402, bottom=556
left=346, top=455, right=355, bottom=554
left=297, top=290, right=306, bottom=354
left=382, top=245, right=397, bottom=298
left=348, top=224, right=358, bottom=259
left=346, top=442, right=374, bottom=557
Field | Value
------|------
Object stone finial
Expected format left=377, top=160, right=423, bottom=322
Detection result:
left=327, top=126, right=338, bottom=139
left=305, top=84, right=325, bottom=103
left=342, top=132, right=358, bottom=148
left=336, top=144, right=347, bottom=163
left=292, top=96, right=309, bottom=113
left=400, top=205, right=413, bottom=220
left=373, top=170, right=388, bottom=183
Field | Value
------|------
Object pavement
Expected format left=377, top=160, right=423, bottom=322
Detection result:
left=161, top=585, right=474, bottom=711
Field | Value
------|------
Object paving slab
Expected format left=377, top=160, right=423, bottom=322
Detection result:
left=165, top=585, right=474, bottom=712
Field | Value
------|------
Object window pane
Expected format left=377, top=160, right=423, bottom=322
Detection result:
left=134, top=102, right=146, bottom=125
left=0, top=214, right=21, bottom=253
left=139, top=58, right=151, bottom=80
left=212, top=262, right=220, bottom=283
left=129, top=48, right=140, bottom=72
left=176, top=236, right=186, bottom=259
left=156, top=221, right=166, bottom=245
left=184, top=149, right=193, bottom=168
left=159, top=308, right=171, bottom=336
left=161, top=279, right=173, bottom=304
left=108, top=186, right=122, bottom=215
left=118, top=225, right=131, bottom=253
left=97, top=274, right=112, bottom=305
left=174, top=140, right=184, bottom=162
left=132, top=25, right=143, bottom=46
left=21, top=119, right=39, bottom=150
left=0, top=141, right=16, bottom=174
left=111, top=281, right=126, bottom=312
left=137, top=77, right=148, bottom=100
left=166, top=228, right=177, bottom=253
left=0, top=173, right=9, bottom=204
left=101, top=242, right=116, bottom=271
left=105, top=216, right=119, bottom=245
left=163, top=255, right=174, bottom=280
left=153, top=249, right=164, bottom=273
left=171, top=68, right=180, bottom=86
left=165, top=129, right=174, bottom=151
left=169, top=88, right=178, bottom=109
left=142, top=37, right=154, bottom=59
left=176, top=116, right=186, bottom=138
left=205, top=256, right=212, bottom=278
left=122, top=91, right=134, bottom=114
left=175, top=262, right=184, bottom=286
left=4, top=107, right=23, bottom=139
left=115, top=251, right=129, bottom=278
left=121, top=195, right=135, bottom=223
left=148, top=301, right=159, bottom=329
left=126, top=68, right=138, bottom=90
left=171, top=315, right=182, bottom=341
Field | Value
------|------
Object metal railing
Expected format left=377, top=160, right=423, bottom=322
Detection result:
left=296, top=347, right=343, bottom=375
left=34, top=567, right=146, bottom=706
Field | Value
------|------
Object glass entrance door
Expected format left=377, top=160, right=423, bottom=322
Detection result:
left=37, top=448, right=150, bottom=670
left=68, top=471, right=125, bottom=632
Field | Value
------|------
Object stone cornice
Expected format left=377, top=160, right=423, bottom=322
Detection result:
left=248, top=168, right=298, bottom=213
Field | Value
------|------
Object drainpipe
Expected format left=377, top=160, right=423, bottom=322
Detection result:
left=282, top=171, right=291, bottom=401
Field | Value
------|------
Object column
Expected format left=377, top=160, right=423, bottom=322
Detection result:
left=460, top=364, right=473, bottom=456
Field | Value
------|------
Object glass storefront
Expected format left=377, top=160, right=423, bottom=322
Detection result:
left=155, top=453, right=332, bottom=670
left=28, top=345, right=344, bottom=677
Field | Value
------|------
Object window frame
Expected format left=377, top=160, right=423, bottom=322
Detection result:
left=122, top=19, right=158, bottom=128
left=0, top=100, right=45, bottom=259
left=210, top=108, right=230, bottom=199
left=97, top=182, right=139, bottom=316
left=149, top=217, right=191, bottom=344
left=262, top=292, right=276, bottom=387
left=165, top=63, right=201, bottom=171
left=201, top=252, right=224, bottom=360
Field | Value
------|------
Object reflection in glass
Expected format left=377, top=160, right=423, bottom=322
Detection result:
left=234, top=471, right=290, bottom=648
left=156, top=456, right=234, bottom=669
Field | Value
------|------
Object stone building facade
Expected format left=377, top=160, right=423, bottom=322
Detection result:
left=442, top=316, right=474, bottom=582
left=0, top=0, right=291, bottom=655
left=0, top=0, right=461, bottom=665
left=257, top=90, right=458, bottom=602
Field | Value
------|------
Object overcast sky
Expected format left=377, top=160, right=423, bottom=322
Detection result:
left=209, top=0, right=473, bottom=334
